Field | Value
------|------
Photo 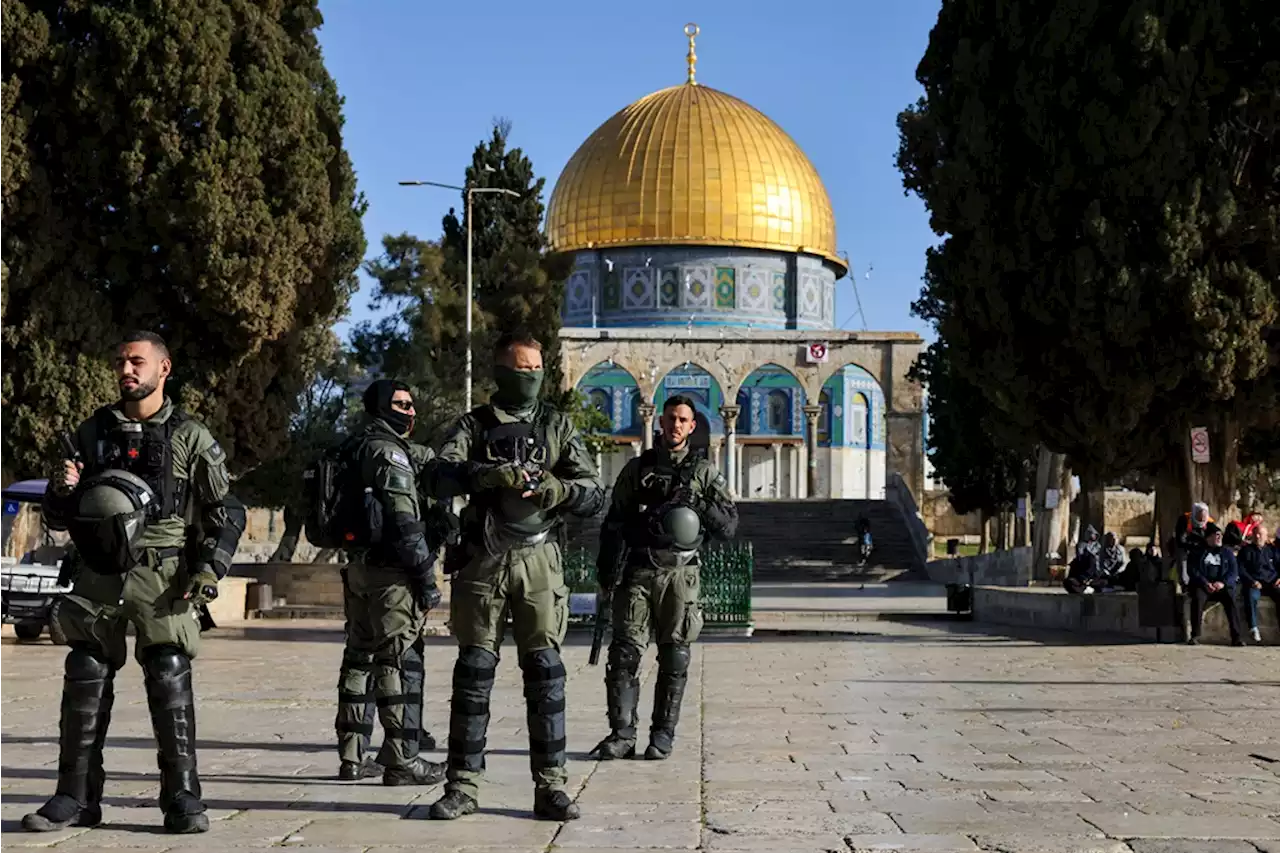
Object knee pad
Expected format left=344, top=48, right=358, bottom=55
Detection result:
left=454, top=645, right=498, bottom=690
left=606, top=642, right=643, bottom=677
left=142, top=645, right=190, bottom=679
left=65, top=645, right=112, bottom=682
left=657, top=643, right=691, bottom=675
left=520, top=647, right=566, bottom=683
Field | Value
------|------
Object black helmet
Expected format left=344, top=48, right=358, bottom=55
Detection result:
left=661, top=505, right=702, bottom=551
left=69, top=470, right=157, bottom=574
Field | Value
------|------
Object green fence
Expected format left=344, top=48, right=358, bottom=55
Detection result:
left=561, top=542, right=754, bottom=630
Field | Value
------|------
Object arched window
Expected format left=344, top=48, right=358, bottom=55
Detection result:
left=766, top=390, right=790, bottom=433
left=817, top=389, right=831, bottom=445
left=735, top=389, right=750, bottom=433
left=588, top=388, right=611, bottom=425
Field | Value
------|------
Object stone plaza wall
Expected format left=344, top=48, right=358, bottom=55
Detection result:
left=925, top=547, right=1032, bottom=587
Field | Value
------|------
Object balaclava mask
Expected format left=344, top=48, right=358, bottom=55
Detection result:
left=363, top=378, right=414, bottom=437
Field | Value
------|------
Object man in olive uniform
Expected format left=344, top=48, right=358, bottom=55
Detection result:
left=591, top=394, right=738, bottom=762
left=335, top=427, right=444, bottom=781
left=422, top=331, right=605, bottom=822
left=24, top=331, right=246, bottom=835
left=335, top=379, right=448, bottom=786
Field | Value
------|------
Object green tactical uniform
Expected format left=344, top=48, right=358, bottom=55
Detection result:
left=593, top=443, right=738, bottom=760
left=29, top=398, right=245, bottom=833
left=424, top=401, right=605, bottom=807
left=335, top=440, right=442, bottom=776
left=338, top=416, right=445, bottom=785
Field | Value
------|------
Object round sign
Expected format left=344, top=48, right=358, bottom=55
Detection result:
left=809, top=343, right=827, bottom=360
left=1192, top=430, right=1209, bottom=454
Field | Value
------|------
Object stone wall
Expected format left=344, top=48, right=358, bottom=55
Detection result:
left=921, top=490, right=984, bottom=538
left=925, top=547, right=1032, bottom=587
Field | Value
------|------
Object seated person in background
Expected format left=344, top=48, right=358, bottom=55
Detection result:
left=1098, top=532, right=1135, bottom=590
left=1238, top=522, right=1279, bottom=644
left=1064, top=549, right=1105, bottom=595
left=1076, top=525, right=1101, bottom=559
left=1173, top=502, right=1213, bottom=585
left=1186, top=522, right=1244, bottom=646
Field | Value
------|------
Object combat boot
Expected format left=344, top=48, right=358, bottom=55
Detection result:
left=429, top=789, right=478, bottom=820
left=338, top=756, right=382, bottom=781
left=533, top=788, right=581, bottom=821
left=645, top=644, right=691, bottom=760
left=143, top=649, right=209, bottom=834
left=22, top=648, right=113, bottom=832
left=590, top=644, right=641, bottom=760
left=382, top=756, right=446, bottom=786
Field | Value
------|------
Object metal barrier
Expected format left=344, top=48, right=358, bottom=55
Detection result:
left=561, top=542, right=755, bottom=631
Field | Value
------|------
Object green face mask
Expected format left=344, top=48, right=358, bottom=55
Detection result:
left=492, top=366, right=544, bottom=409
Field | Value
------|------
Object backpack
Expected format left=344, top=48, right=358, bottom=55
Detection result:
left=302, top=435, right=382, bottom=550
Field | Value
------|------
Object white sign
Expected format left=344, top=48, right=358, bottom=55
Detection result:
left=805, top=342, right=829, bottom=364
left=569, top=593, right=598, bottom=617
left=1190, top=427, right=1210, bottom=464
left=1044, top=488, right=1060, bottom=510
left=1016, top=498, right=1027, bottom=519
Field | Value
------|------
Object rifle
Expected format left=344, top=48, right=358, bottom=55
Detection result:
left=589, top=542, right=629, bottom=666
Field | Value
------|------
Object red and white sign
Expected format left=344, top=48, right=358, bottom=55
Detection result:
left=1190, top=427, right=1210, bottom=464
left=805, top=342, right=829, bottom=364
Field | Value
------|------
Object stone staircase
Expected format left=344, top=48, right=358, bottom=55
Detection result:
left=734, top=499, right=925, bottom=582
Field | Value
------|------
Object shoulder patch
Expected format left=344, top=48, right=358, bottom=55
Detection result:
left=205, top=441, right=226, bottom=464
left=390, top=450, right=411, bottom=469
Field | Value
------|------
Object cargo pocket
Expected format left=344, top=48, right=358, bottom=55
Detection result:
left=676, top=568, right=704, bottom=644
left=552, top=585, right=570, bottom=646
left=451, top=579, right=498, bottom=650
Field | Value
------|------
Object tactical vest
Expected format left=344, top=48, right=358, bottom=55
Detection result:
left=90, top=407, right=189, bottom=522
left=627, top=448, right=702, bottom=554
left=468, top=404, right=556, bottom=551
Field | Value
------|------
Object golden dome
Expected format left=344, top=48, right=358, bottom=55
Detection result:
left=546, top=75, right=845, bottom=273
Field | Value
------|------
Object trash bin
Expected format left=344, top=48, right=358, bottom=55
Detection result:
left=945, top=582, right=972, bottom=613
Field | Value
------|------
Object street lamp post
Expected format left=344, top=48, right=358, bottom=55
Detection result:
left=398, top=178, right=520, bottom=411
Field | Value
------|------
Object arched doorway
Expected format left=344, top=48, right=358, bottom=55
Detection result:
left=576, top=361, right=643, bottom=485
left=735, top=364, right=806, bottom=498
left=817, top=364, right=886, bottom=499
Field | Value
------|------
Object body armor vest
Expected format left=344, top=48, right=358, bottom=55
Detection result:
left=91, top=407, right=189, bottom=522
left=628, top=448, right=702, bottom=553
left=469, top=405, right=555, bottom=549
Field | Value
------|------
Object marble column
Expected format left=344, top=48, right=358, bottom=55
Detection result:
left=719, top=405, right=740, bottom=498
left=711, top=440, right=722, bottom=469
left=639, top=402, right=656, bottom=451
left=803, top=405, right=823, bottom=499
left=631, top=441, right=643, bottom=457
left=771, top=442, right=783, bottom=499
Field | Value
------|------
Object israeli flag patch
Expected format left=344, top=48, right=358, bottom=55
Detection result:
left=390, top=450, right=411, bottom=469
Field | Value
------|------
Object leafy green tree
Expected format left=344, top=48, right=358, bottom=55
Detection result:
left=235, top=333, right=364, bottom=509
left=897, top=0, right=1279, bottom=537
left=351, top=233, right=468, bottom=444
left=912, top=342, right=1036, bottom=519
left=1, top=0, right=366, bottom=482
left=440, top=120, right=572, bottom=398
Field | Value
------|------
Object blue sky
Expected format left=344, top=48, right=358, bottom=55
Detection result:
left=316, top=0, right=942, bottom=340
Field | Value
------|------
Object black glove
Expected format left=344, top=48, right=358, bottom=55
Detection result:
left=410, top=574, right=442, bottom=612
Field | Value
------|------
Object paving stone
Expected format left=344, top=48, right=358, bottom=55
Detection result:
left=969, top=836, right=1131, bottom=853
left=1126, top=842, right=1258, bottom=853
left=554, top=816, right=700, bottom=847
left=1086, top=813, right=1280, bottom=839
left=845, top=835, right=979, bottom=852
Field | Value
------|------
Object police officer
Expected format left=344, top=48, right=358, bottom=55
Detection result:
left=591, top=394, right=738, bottom=762
left=423, top=331, right=605, bottom=822
left=335, top=431, right=443, bottom=781
left=337, top=379, right=447, bottom=786
left=24, top=331, right=246, bottom=835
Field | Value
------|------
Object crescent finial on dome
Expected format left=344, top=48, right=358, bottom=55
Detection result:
left=685, top=23, right=699, bottom=85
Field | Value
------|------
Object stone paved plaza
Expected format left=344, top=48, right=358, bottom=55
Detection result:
left=3, top=619, right=1279, bottom=853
